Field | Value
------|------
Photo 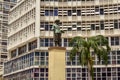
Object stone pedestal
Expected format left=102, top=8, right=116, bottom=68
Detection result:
left=48, top=47, right=66, bottom=80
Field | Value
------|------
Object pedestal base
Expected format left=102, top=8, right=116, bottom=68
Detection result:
left=48, top=47, right=66, bottom=80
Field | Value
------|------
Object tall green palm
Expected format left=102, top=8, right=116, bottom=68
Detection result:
left=69, top=35, right=111, bottom=80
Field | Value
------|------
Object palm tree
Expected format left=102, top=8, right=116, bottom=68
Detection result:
left=69, top=35, right=111, bottom=80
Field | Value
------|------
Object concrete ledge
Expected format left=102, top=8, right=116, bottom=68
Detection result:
left=48, top=47, right=66, bottom=51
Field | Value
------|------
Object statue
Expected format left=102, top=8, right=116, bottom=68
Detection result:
left=52, top=20, right=64, bottom=46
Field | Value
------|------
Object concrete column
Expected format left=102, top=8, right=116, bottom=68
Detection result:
left=48, top=47, right=66, bottom=80
left=35, top=0, right=40, bottom=37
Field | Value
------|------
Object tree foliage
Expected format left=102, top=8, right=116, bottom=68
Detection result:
left=69, top=35, right=111, bottom=80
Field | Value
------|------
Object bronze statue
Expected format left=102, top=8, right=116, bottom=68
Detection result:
left=52, top=20, right=64, bottom=46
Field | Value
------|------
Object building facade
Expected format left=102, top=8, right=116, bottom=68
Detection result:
left=3, top=0, right=120, bottom=80
left=0, top=0, right=16, bottom=74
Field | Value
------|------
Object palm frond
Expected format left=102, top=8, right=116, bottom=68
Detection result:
left=69, top=36, right=84, bottom=47
left=80, top=47, right=88, bottom=66
left=70, top=47, right=78, bottom=61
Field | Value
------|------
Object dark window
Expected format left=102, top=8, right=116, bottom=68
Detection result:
left=96, top=27, right=99, bottom=30
left=40, top=68, right=44, bottom=72
left=82, top=73, right=86, bottom=77
left=82, top=68, right=86, bottom=72
left=111, top=37, right=114, bottom=45
left=45, top=10, right=49, bottom=16
left=102, top=73, right=106, bottom=76
left=117, top=50, right=120, bottom=55
left=77, top=10, right=81, bottom=16
left=100, top=9, right=104, bottom=15
left=67, top=73, right=71, bottom=77
left=45, top=24, right=49, bottom=30
left=107, top=73, right=111, bottom=76
left=3, top=11, right=8, bottom=14
left=40, top=73, right=44, bottom=77
left=35, top=52, right=40, bottom=56
left=77, top=27, right=81, bottom=30
left=11, top=50, right=17, bottom=58
left=72, top=9, right=76, bottom=13
left=67, top=68, right=71, bottom=72
left=45, top=38, right=48, bottom=47
left=50, top=10, right=53, bottom=16
left=95, top=6, right=99, bottom=12
left=115, top=37, right=119, bottom=45
left=91, top=24, right=95, bottom=30
left=118, top=7, right=120, bottom=10
left=114, top=20, right=118, bottom=29
left=2, top=42, right=7, bottom=45
left=72, top=73, right=76, bottom=77
left=97, top=68, right=101, bottom=72
left=54, top=9, right=58, bottom=16
left=68, top=10, right=72, bottom=16
left=100, top=21, right=104, bottom=30
left=1, top=55, right=7, bottom=58
left=34, top=73, right=39, bottom=77
left=18, top=45, right=27, bottom=55
left=107, top=68, right=111, bottom=72
left=111, top=37, right=120, bottom=46
left=10, top=6, right=13, bottom=8
left=68, top=27, right=72, bottom=31
left=4, top=0, right=10, bottom=2
left=72, top=25, right=76, bottom=28
left=29, top=40, right=37, bottom=51
left=41, top=52, right=45, bottom=57
left=40, top=78, right=44, bottom=80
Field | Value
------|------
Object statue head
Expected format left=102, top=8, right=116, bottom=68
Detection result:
left=55, top=20, right=61, bottom=25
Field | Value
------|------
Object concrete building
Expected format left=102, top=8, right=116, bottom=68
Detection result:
left=3, top=0, right=120, bottom=80
left=0, top=0, right=16, bottom=75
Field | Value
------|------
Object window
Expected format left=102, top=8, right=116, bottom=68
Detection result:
left=18, top=45, right=27, bottom=55
left=118, top=7, right=120, bottom=10
left=114, top=20, right=118, bottom=29
left=77, top=27, right=81, bottom=30
left=68, top=10, right=72, bottom=16
left=91, top=24, right=95, bottom=30
left=72, top=9, right=76, bottom=13
left=100, top=21, right=104, bottom=30
left=45, top=23, right=49, bottom=30
left=2, top=42, right=7, bottom=45
left=54, top=8, right=58, bottom=16
left=11, top=50, right=17, bottom=58
left=68, top=27, right=72, bottom=31
left=45, top=38, right=49, bottom=46
left=95, top=6, right=99, bottom=12
left=40, top=38, right=53, bottom=47
left=111, top=37, right=119, bottom=46
left=45, top=10, right=49, bottom=16
left=45, top=9, right=58, bottom=16
left=77, top=10, right=81, bottom=16
left=4, top=0, right=10, bottom=2
left=100, top=9, right=104, bottom=15
left=34, top=73, right=39, bottom=77
left=72, top=25, right=76, bottom=28
left=49, top=10, right=53, bottom=16
left=1, top=55, right=7, bottom=58
left=29, top=40, right=37, bottom=51
left=96, top=27, right=99, bottom=30
left=64, top=38, right=70, bottom=47
left=10, top=0, right=17, bottom=2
